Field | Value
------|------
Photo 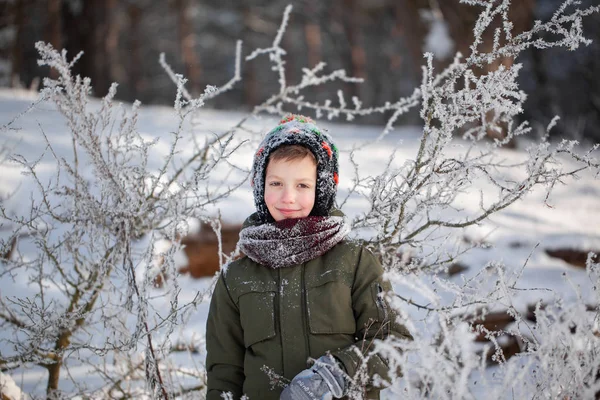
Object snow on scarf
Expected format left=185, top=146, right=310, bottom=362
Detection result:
left=239, top=215, right=350, bottom=269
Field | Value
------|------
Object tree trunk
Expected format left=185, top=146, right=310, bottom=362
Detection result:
left=394, top=0, right=428, bottom=80
left=9, top=0, right=26, bottom=87
left=283, top=18, right=296, bottom=89
left=45, top=325, right=73, bottom=397
left=242, top=6, right=258, bottom=106
left=304, top=23, right=321, bottom=69
left=45, top=357, right=63, bottom=398
left=340, top=0, right=366, bottom=99
left=304, top=0, right=322, bottom=70
left=45, top=0, right=62, bottom=80
left=62, top=0, right=113, bottom=97
left=95, top=0, right=115, bottom=96
left=104, top=0, right=120, bottom=89
left=174, top=0, right=202, bottom=94
left=128, top=4, right=144, bottom=99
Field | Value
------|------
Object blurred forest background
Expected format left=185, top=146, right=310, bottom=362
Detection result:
left=1, top=0, right=599, bottom=142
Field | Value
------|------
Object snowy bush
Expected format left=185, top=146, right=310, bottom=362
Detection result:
left=1, top=0, right=600, bottom=399
left=0, top=42, right=247, bottom=399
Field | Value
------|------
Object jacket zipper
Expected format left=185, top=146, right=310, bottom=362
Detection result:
left=277, top=269, right=284, bottom=374
left=301, top=264, right=311, bottom=360
left=376, top=283, right=389, bottom=328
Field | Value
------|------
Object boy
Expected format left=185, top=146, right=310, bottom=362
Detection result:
left=205, top=115, right=412, bottom=400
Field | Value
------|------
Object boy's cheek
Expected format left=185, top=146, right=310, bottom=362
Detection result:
left=264, top=189, right=280, bottom=220
left=264, top=188, right=277, bottom=206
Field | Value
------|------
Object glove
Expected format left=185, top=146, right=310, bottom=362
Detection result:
left=280, top=355, right=347, bottom=400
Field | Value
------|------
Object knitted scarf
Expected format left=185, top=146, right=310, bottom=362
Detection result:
left=238, top=215, right=350, bottom=269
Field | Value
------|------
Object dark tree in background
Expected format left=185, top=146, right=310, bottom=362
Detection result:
left=45, top=0, right=62, bottom=80
left=0, top=0, right=29, bottom=87
left=61, top=0, right=116, bottom=97
left=397, top=0, right=535, bottom=145
left=172, top=0, right=203, bottom=94
left=522, top=0, right=600, bottom=142
left=0, top=0, right=598, bottom=142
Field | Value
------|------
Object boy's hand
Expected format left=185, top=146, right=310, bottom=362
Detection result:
left=280, top=355, right=347, bottom=400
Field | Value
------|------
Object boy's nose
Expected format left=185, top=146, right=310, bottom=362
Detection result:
left=281, top=187, right=295, bottom=203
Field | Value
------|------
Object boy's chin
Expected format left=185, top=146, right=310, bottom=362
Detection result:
left=274, top=215, right=303, bottom=222
left=271, top=212, right=308, bottom=221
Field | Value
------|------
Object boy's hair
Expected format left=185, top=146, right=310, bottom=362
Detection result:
left=269, top=144, right=317, bottom=165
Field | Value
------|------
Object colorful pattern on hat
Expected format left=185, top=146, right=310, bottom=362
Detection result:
left=251, top=114, right=340, bottom=222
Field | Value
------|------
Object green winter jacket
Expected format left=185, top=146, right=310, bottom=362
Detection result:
left=205, top=217, right=412, bottom=400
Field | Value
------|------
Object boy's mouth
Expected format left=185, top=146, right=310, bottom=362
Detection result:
left=277, top=208, right=300, bottom=215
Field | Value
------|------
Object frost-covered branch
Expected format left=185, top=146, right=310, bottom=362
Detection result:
left=0, top=41, right=244, bottom=398
left=2, top=1, right=600, bottom=399
left=152, top=3, right=599, bottom=398
left=343, top=2, right=600, bottom=273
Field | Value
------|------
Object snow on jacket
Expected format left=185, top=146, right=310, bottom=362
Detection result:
left=205, top=214, right=413, bottom=400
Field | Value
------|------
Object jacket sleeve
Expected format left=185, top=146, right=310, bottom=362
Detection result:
left=205, top=272, right=245, bottom=400
left=330, top=246, right=413, bottom=388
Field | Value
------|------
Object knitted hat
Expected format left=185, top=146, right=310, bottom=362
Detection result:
left=251, top=114, right=340, bottom=223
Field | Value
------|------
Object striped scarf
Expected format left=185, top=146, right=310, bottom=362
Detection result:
left=238, top=215, right=350, bottom=269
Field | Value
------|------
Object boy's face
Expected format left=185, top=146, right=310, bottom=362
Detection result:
left=264, top=156, right=317, bottom=221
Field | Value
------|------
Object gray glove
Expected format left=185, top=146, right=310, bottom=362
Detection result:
left=280, top=355, right=347, bottom=400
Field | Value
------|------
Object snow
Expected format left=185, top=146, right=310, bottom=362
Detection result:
left=0, top=87, right=599, bottom=398
left=422, top=9, right=455, bottom=60
left=0, top=371, right=28, bottom=400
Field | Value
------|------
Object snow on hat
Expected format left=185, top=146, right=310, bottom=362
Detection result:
left=251, top=114, right=340, bottom=223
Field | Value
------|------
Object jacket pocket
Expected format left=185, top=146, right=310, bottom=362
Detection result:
left=239, top=289, right=277, bottom=347
left=306, top=272, right=355, bottom=334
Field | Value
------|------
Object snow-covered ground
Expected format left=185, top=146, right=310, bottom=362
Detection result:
left=1, top=88, right=599, bottom=398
